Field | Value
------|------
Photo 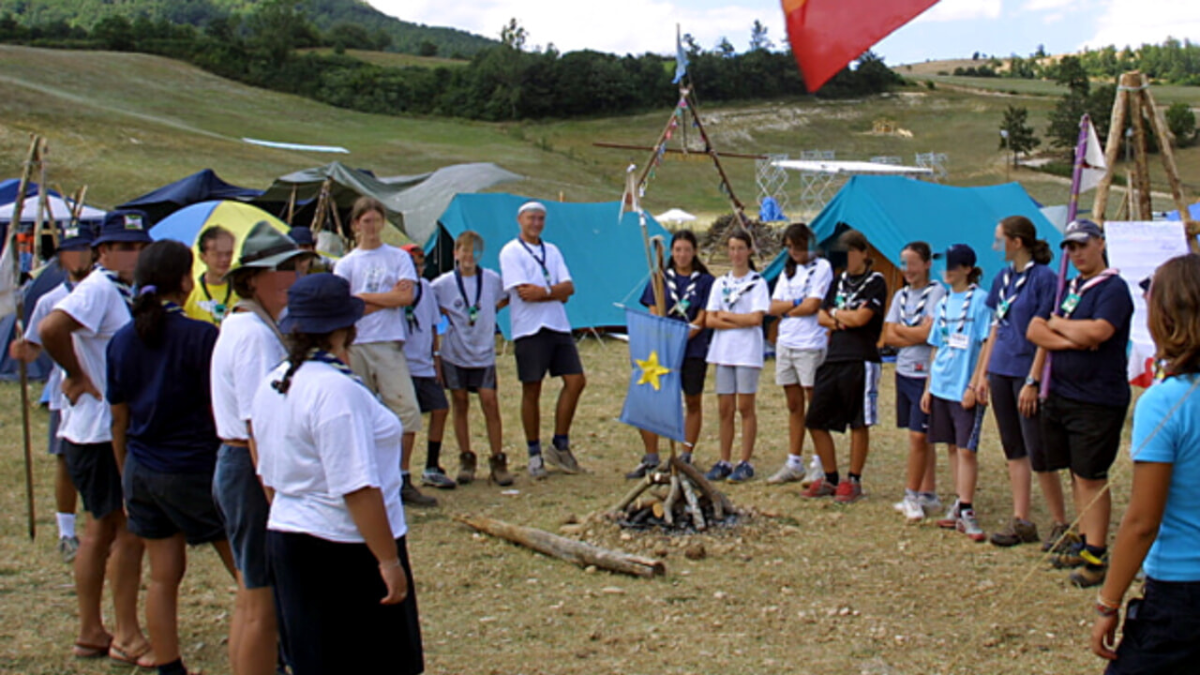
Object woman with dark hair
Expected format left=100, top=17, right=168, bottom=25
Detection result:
left=106, top=240, right=235, bottom=675
left=627, top=229, right=714, bottom=476
left=1091, top=254, right=1200, bottom=672
left=252, top=274, right=423, bottom=675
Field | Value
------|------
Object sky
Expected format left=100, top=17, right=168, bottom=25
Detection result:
left=370, top=0, right=1200, bottom=64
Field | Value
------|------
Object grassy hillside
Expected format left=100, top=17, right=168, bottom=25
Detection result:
left=297, top=47, right=469, bottom=69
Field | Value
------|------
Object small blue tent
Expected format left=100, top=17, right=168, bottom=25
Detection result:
left=764, top=176, right=1062, bottom=283
left=118, top=169, right=261, bottom=226
left=429, top=194, right=670, bottom=338
left=0, top=259, right=67, bottom=382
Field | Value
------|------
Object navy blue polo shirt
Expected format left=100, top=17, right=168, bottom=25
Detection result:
left=985, top=263, right=1058, bottom=378
left=107, top=312, right=220, bottom=474
left=1048, top=273, right=1134, bottom=408
left=640, top=270, right=714, bottom=361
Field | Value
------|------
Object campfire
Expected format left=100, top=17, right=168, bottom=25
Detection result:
left=611, top=456, right=740, bottom=532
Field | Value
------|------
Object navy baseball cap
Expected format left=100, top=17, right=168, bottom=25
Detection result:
left=1061, top=219, right=1104, bottom=247
left=58, top=222, right=95, bottom=252
left=93, top=210, right=153, bottom=246
left=944, top=243, right=977, bottom=270
left=278, top=273, right=364, bottom=335
left=288, top=226, right=314, bottom=247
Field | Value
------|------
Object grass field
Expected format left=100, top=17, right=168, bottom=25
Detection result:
left=0, top=339, right=1139, bottom=675
left=297, top=48, right=470, bottom=69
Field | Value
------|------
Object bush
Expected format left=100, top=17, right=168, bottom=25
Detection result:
left=1166, top=102, right=1197, bottom=147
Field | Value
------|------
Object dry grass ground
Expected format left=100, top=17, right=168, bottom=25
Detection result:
left=0, top=338, right=1137, bottom=675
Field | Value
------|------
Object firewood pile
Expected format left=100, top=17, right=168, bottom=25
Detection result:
left=701, top=213, right=782, bottom=261
left=611, top=456, right=740, bottom=533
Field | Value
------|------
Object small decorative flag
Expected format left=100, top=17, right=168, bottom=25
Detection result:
left=1079, top=117, right=1108, bottom=194
left=673, top=25, right=689, bottom=84
left=619, top=308, right=689, bottom=441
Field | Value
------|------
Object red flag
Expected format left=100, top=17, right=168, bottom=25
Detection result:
left=783, top=0, right=939, bottom=91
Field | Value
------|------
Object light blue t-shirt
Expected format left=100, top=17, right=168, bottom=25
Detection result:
left=1134, top=374, right=1200, bottom=582
left=928, top=286, right=992, bottom=402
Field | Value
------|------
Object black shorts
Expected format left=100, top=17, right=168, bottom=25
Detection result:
left=412, top=376, right=449, bottom=413
left=63, top=440, right=123, bottom=520
left=987, top=373, right=1047, bottom=466
left=1041, top=393, right=1128, bottom=480
left=514, top=328, right=584, bottom=383
left=805, top=360, right=881, bottom=433
left=895, top=373, right=928, bottom=433
left=681, top=357, right=707, bottom=397
left=1107, top=578, right=1200, bottom=675
left=928, top=396, right=987, bottom=451
left=212, top=444, right=272, bottom=589
left=123, top=454, right=225, bottom=545
left=441, top=361, right=496, bottom=393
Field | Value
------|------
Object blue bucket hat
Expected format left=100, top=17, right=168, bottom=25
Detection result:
left=944, top=243, right=977, bottom=270
left=93, top=209, right=153, bottom=247
left=58, top=222, right=95, bottom=252
left=288, top=226, right=315, bottom=247
left=279, top=273, right=364, bottom=335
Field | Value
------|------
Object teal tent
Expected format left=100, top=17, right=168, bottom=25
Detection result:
left=428, top=194, right=669, bottom=339
left=764, top=176, right=1063, bottom=282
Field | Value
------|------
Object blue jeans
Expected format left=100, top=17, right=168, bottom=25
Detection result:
left=212, top=444, right=271, bottom=589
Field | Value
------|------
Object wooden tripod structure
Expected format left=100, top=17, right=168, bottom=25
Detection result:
left=1092, top=71, right=1199, bottom=253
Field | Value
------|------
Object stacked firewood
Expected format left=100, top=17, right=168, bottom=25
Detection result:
left=612, top=456, right=738, bottom=532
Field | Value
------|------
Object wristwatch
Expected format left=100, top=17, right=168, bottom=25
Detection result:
left=1024, top=376, right=1039, bottom=387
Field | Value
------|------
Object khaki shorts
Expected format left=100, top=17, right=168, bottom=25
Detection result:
left=775, top=345, right=825, bottom=387
left=348, top=341, right=422, bottom=434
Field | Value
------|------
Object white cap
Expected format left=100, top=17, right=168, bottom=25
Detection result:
left=517, top=201, right=546, bottom=216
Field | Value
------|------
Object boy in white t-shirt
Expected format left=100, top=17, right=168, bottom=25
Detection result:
left=432, top=231, right=511, bottom=486
left=335, top=197, right=437, bottom=507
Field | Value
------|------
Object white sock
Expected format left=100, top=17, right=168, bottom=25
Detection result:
left=809, top=455, right=824, bottom=471
left=786, top=454, right=805, bottom=469
left=57, top=513, right=75, bottom=539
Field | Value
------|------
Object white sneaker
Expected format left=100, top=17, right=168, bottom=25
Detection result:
left=800, top=457, right=824, bottom=488
left=901, top=495, right=925, bottom=523
left=767, top=462, right=806, bottom=485
left=919, top=494, right=943, bottom=517
left=937, top=498, right=962, bottom=529
left=957, top=509, right=986, bottom=542
left=528, top=454, right=547, bottom=479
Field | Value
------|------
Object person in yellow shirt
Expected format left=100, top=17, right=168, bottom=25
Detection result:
left=185, top=226, right=238, bottom=326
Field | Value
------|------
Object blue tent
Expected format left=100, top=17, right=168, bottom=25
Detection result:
left=0, top=259, right=67, bottom=382
left=429, top=194, right=670, bottom=338
left=764, top=176, right=1062, bottom=283
left=1165, top=203, right=1200, bottom=222
left=118, top=169, right=261, bottom=225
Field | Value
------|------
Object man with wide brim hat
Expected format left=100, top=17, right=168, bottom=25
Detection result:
left=38, top=208, right=156, bottom=665
left=209, top=219, right=314, bottom=675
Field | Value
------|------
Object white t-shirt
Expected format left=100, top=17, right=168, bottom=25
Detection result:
left=253, top=360, right=407, bottom=544
left=705, top=271, right=771, bottom=368
left=211, top=311, right=286, bottom=441
left=334, top=245, right=417, bottom=344
left=499, top=237, right=572, bottom=339
left=52, top=269, right=131, bottom=444
left=25, top=282, right=71, bottom=412
left=771, top=258, right=833, bottom=351
left=402, top=279, right=440, bottom=378
left=432, top=268, right=503, bottom=368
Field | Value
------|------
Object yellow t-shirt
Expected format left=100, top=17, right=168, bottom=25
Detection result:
left=185, top=277, right=239, bottom=326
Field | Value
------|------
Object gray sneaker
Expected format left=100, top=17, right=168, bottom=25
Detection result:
left=528, top=454, right=547, bottom=479
left=58, top=535, right=79, bottom=564
left=956, top=509, right=986, bottom=542
left=543, top=444, right=581, bottom=474
left=421, top=468, right=458, bottom=490
left=766, top=461, right=806, bottom=485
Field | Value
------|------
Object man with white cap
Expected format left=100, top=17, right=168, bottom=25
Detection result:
left=499, top=201, right=587, bottom=478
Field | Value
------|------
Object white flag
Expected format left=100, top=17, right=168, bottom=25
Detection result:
left=1079, top=119, right=1108, bottom=193
left=0, top=236, right=17, bottom=318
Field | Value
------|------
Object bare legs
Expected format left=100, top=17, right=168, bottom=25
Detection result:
left=452, top=387, right=505, bottom=457
left=715, top=394, right=757, bottom=463
left=520, top=374, right=587, bottom=443
left=810, top=427, right=870, bottom=476
left=783, top=385, right=811, bottom=460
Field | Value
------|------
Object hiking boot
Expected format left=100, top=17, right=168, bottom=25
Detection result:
left=1041, top=522, right=1079, bottom=553
left=936, top=499, right=962, bottom=529
left=801, top=478, right=836, bottom=498
left=528, top=454, right=547, bottom=479
left=767, top=461, right=806, bottom=485
left=956, top=509, right=986, bottom=542
left=421, top=468, right=458, bottom=490
left=727, top=461, right=755, bottom=484
left=58, top=535, right=80, bottom=564
left=1070, top=565, right=1107, bottom=588
left=544, top=444, right=581, bottom=474
left=488, top=453, right=514, bottom=487
left=401, top=477, right=438, bottom=508
left=456, top=452, right=478, bottom=485
left=625, top=459, right=658, bottom=480
left=988, top=517, right=1039, bottom=547
left=834, top=479, right=863, bottom=504
left=900, top=495, right=925, bottom=523
left=1051, top=541, right=1087, bottom=569
left=801, top=457, right=824, bottom=488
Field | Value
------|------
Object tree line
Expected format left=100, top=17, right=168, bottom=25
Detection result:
left=1002, top=39, right=1200, bottom=86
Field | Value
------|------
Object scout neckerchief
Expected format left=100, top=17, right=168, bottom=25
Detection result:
left=1059, top=269, right=1119, bottom=318
left=834, top=270, right=879, bottom=310
left=405, top=280, right=424, bottom=333
left=199, top=275, right=233, bottom=324
left=519, top=238, right=553, bottom=286
left=939, top=284, right=977, bottom=337
left=786, top=259, right=819, bottom=307
left=455, top=267, right=484, bottom=326
left=665, top=268, right=700, bottom=319
left=309, top=349, right=369, bottom=389
left=97, top=266, right=133, bottom=307
left=232, top=298, right=287, bottom=347
left=162, top=301, right=183, bottom=315
left=995, top=260, right=1035, bottom=324
left=721, top=270, right=761, bottom=309
left=898, top=280, right=938, bottom=327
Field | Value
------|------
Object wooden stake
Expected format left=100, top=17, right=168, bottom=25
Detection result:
left=1092, top=74, right=1133, bottom=223
left=669, top=456, right=732, bottom=519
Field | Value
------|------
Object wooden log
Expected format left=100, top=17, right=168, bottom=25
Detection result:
left=662, top=474, right=681, bottom=526
left=455, top=514, right=666, bottom=578
left=1092, top=74, right=1133, bottom=223
left=1128, top=82, right=1153, bottom=220
left=613, top=474, right=654, bottom=514
left=669, top=456, right=733, bottom=518
left=680, top=477, right=707, bottom=531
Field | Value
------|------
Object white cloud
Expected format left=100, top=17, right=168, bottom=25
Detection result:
left=913, top=0, right=1003, bottom=23
left=1087, top=0, right=1200, bottom=49
left=1021, top=0, right=1075, bottom=12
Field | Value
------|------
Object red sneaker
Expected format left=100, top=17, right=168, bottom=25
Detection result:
left=801, top=478, right=836, bottom=498
left=834, top=479, right=863, bottom=504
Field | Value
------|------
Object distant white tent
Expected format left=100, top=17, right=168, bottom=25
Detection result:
left=655, top=208, right=697, bottom=224
left=771, top=160, right=933, bottom=176
left=0, top=195, right=106, bottom=224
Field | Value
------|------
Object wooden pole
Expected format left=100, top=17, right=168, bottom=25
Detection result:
left=1138, top=85, right=1200, bottom=249
left=1092, top=74, right=1133, bottom=223
left=8, top=135, right=40, bottom=541
left=32, top=139, right=49, bottom=269
left=1127, top=82, right=1153, bottom=220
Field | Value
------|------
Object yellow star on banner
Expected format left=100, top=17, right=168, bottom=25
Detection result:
left=635, top=350, right=672, bottom=391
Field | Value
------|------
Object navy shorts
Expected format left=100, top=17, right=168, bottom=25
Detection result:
left=514, top=328, right=584, bottom=382
left=412, top=376, right=449, bottom=413
left=212, top=444, right=272, bottom=589
left=928, top=396, right=987, bottom=451
left=1107, top=577, right=1200, bottom=675
left=681, top=357, right=707, bottom=397
left=124, top=454, right=225, bottom=545
left=1041, top=393, right=1127, bottom=481
left=895, top=373, right=929, bottom=433
left=987, top=373, right=1046, bottom=466
left=63, top=440, right=123, bottom=519
left=441, top=362, right=496, bottom=392
left=47, top=409, right=64, bottom=456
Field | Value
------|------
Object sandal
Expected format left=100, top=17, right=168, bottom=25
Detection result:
left=109, top=643, right=156, bottom=669
left=72, top=638, right=112, bottom=659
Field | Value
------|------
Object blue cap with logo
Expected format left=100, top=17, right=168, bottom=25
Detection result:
left=58, top=222, right=95, bottom=252
left=278, top=273, right=365, bottom=335
left=944, top=243, right=977, bottom=270
left=1061, top=219, right=1104, bottom=247
left=93, top=209, right=153, bottom=247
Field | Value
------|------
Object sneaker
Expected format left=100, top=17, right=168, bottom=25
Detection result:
left=1051, top=541, right=1086, bottom=569
left=488, top=452, right=514, bottom=487
left=800, top=458, right=824, bottom=488
left=421, top=468, right=458, bottom=490
left=1041, top=522, right=1079, bottom=553
left=528, top=454, right=547, bottom=480
left=1070, top=562, right=1108, bottom=588
left=801, top=478, right=836, bottom=498
left=544, top=444, right=581, bottom=474
left=989, top=517, right=1039, bottom=547
left=624, top=460, right=658, bottom=480
left=900, top=495, right=925, bottom=523
left=58, top=535, right=80, bottom=564
left=767, top=461, right=806, bottom=485
left=727, top=461, right=755, bottom=484
left=834, top=479, right=863, bottom=504
left=401, top=478, right=439, bottom=508
left=919, top=494, right=944, bottom=517
left=956, top=509, right=986, bottom=542
left=705, top=461, right=733, bottom=482
left=936, top=499, right=962, bottom=529
left=456, top=452, right=477, bottom=485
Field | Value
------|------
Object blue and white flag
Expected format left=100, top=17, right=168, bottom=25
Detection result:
left=673, top=25, right=689, bottom=85
left=619, top=307, right=689, bottom=441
